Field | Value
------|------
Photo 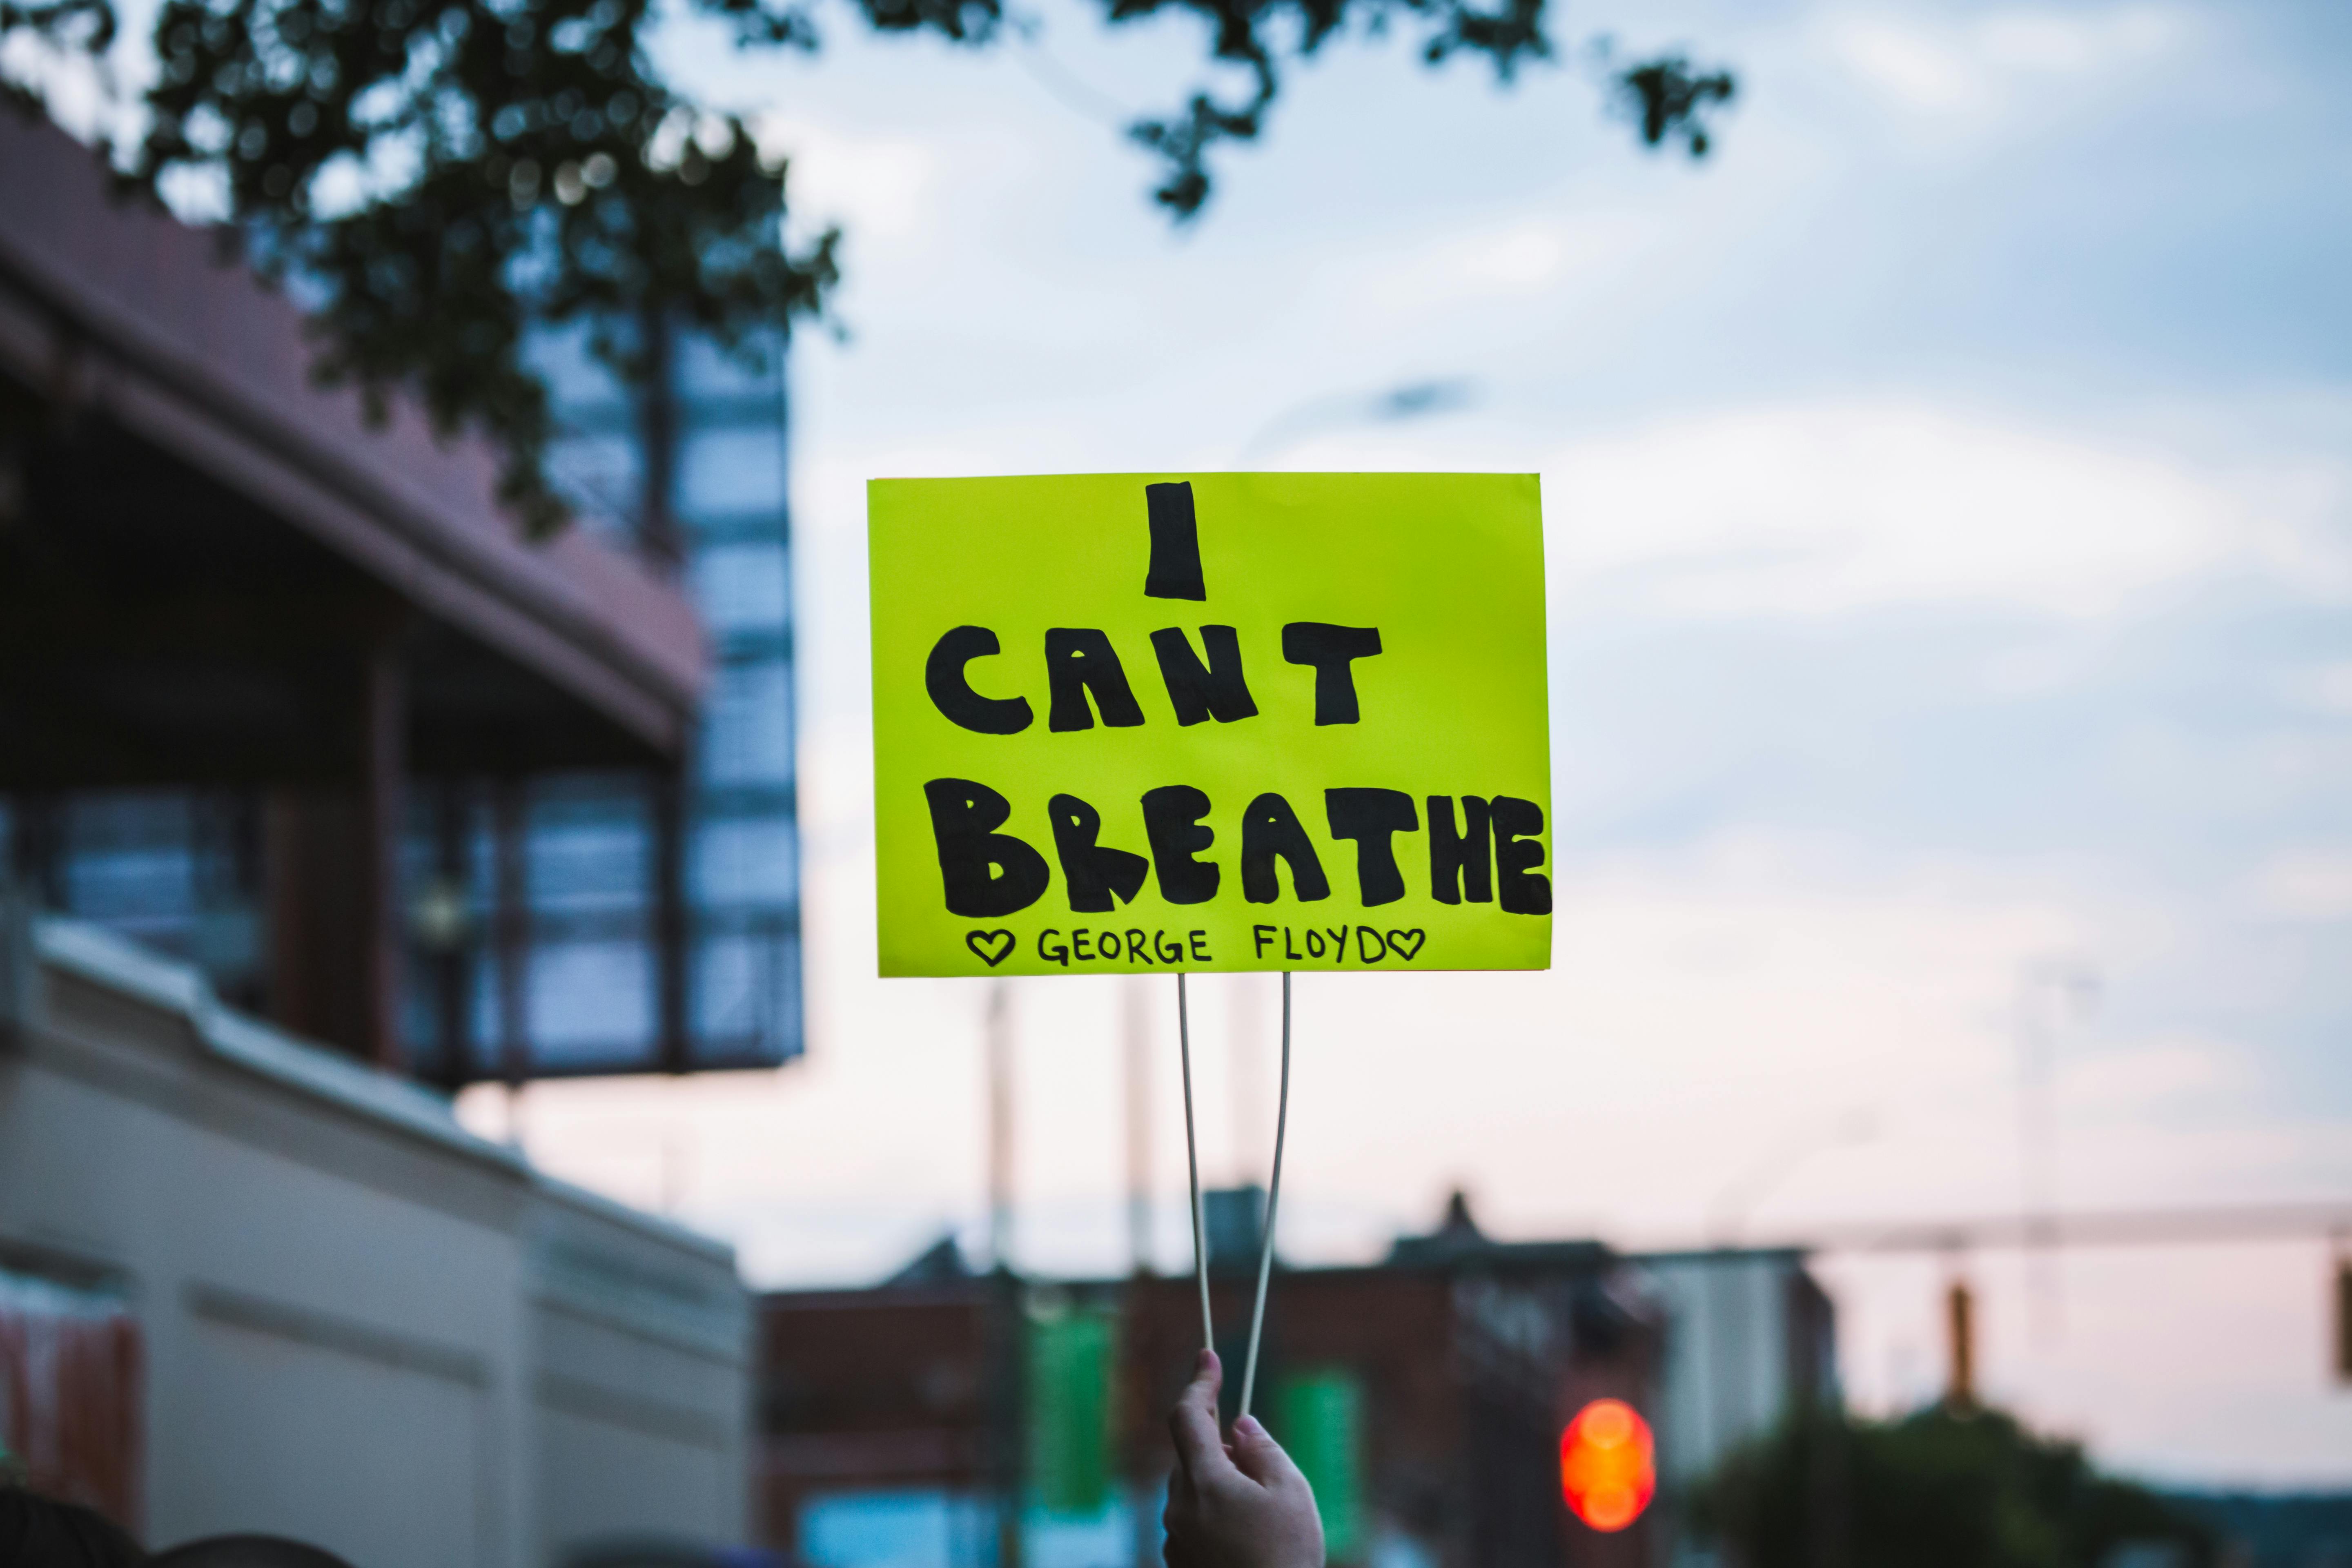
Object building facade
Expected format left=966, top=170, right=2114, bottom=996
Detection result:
left=1634, top=1250, right=1835, bottom=1500
left=1630, top=1250, right=1837, bottom=1568
left=0, top=902, right=756, bottom=1564
left=0, top=111, right=771, bottom=1559
left=397, top=321, right=804, bottom=1082
left=756, top=1193, right=1668, bottom=1568
left=0, top=106, right=802, bottom=1084
left=751, top=1199, right=1844, bottom=1568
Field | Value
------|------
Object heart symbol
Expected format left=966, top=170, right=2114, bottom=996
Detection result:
left=965, top=929, right=1016, bottom=968
left=1384, top=929, right=1427, bottom=961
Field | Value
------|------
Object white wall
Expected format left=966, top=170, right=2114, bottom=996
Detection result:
left=1638, top=1251, right=1804, bottom=1492
left=0, top=911, right=751, bottom=1568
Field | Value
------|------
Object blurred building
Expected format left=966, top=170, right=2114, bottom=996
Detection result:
left=0, top=898, right=755, bottom=1564
left=395, top=318, right=804, bottom=1082
left=0, top=110, right=774, bottom=1559
left=1628, top=1248, right=1837, bottom=1566
left=756, top=1192, right=1684, bottom=1568
left=0, top=134, right=802, bottom=1085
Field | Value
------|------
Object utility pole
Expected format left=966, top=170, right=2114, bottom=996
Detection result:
left=2016, top=958, right=2098, bottom=1343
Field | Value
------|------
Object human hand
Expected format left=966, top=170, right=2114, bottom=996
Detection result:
left=1163, top=1349, right=1325, bottom=1568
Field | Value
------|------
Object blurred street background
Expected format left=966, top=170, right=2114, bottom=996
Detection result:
left=0, top=0, right=2348, bottom=1562
left=524, top=0, right=2352, bottom=1476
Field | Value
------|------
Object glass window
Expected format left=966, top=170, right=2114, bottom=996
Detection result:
left=61, top=793, right=197, bottom=943
left=468, top=954, right=508, bottom=1074
left=690, top=541, right=791, bottom=634
left=701, top=659, right=795, bottom=787
left=62, top=843, right=194, bottom=933
left=527, top=781, right=650, bottom=916
left=405, top=317, right=806, bottom=1077
left=528, top=940, right=654, bottom=1060
left=400, top=969, right=445, bottom=1071
left=678, top=426, right=786, bottom=519
left=526, top=318, right=633, bottom=408
left=542, top=429, right=644, bottom=541
left=693, top=928, right=797, bottom=1051
left=693, top=816, right=797, bottom=908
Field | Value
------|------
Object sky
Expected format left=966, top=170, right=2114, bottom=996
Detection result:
left=439, top=0, right=2352, bottom=1487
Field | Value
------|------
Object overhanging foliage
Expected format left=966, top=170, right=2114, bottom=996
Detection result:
left=3, top=0, right=1731, bottom=535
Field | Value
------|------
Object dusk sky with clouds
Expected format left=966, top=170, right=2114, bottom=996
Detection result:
left=459, top=0, right=2352, bottom=1487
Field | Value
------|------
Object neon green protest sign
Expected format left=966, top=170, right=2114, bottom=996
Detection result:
left=869, top=473, right=1550, bottom=978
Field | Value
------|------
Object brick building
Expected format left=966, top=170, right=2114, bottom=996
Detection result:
left=758, top=1192, right=1670, bottom=1568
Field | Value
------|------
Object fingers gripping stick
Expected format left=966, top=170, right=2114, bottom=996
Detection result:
left=1163, top=1347, right=1326, bottom=1568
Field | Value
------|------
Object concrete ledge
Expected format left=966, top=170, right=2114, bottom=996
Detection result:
left=33, top=914, right=527, bottom=1178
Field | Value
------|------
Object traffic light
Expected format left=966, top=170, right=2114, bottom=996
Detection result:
left=1560, top=1398, right=1655, bottom=1533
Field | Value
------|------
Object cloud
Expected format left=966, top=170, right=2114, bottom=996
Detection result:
left=1826, top=4, right=2186, bottom=121
left=1830, top=15, right=1983, bottom=114
left=1346, top=212, right=1658, bottom=312
left=1542, top=403, right=2278, bottom=620
left=2281, top=662, right=2352, bottom=716
left=2246, top=850, right=2352, bottom=920
left=752, top=116, right=944, bottom=242
left=2058, top=1036, right=2248, bottom=1109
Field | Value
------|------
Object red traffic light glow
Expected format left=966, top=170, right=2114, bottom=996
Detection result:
left=1560, top=1399, right=1655, bottom=1533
